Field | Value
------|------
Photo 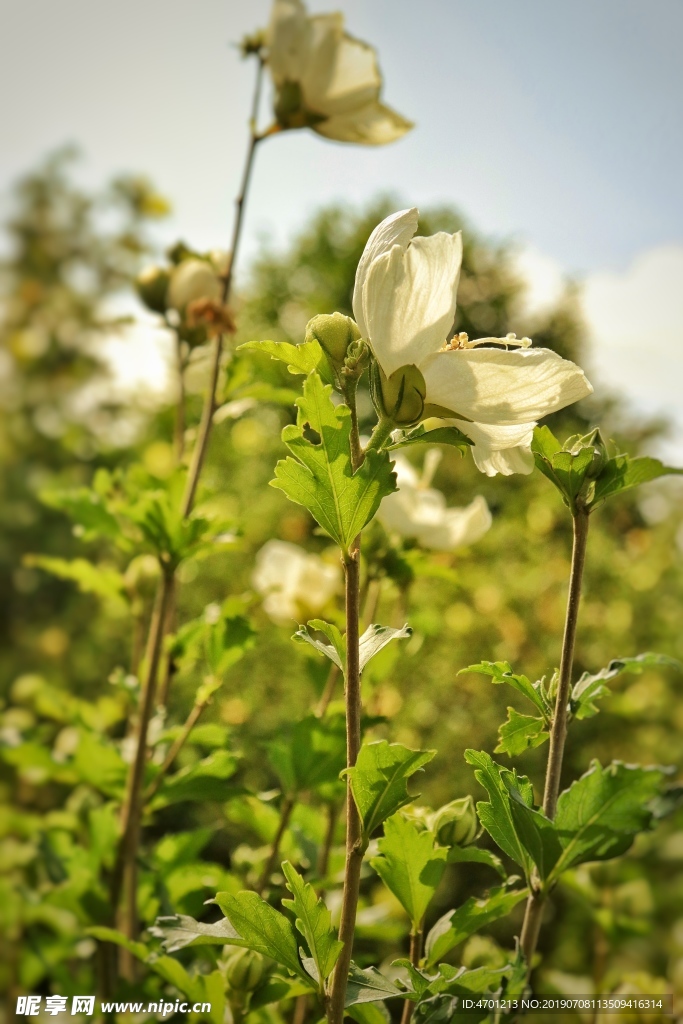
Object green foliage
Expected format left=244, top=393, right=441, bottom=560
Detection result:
left=214, top=890, right=313, bottom=985
left=271, top=371, right=397, bottom=553
left=495, top=707, right=548, bottom=757
left=282, top=861, right=343, bottom=986
left=570, top=652, right=681, bottom=720
left=386, top=424, right=473, bottom=455
left=462, top=661, right=551, bottom=720
left=267, top=714, right=346, bottom=795
left=149, top=913, right=240, bottom=952
left=424, top=886, right=528, bottom=966
left=369, top=813, right=448, bottom=929
left=239, top=338, right=335, bottom=387
left=294, top=620, right=412, bottom=674
left=346, top=741, right=436, bottom=839
left=532, top=426, right=683, bottom=514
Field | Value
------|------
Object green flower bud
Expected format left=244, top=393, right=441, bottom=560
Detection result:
left=432, top=796, right=480, bottom=847
left=372, top=362, right=426, bottom=427
left=223, top=949, right=265, bottom=992
left=305, top=312, right=361, bottom=366
left=582, top=428, right=609, bottom=479
left=136, top=266, right=169, bottom=314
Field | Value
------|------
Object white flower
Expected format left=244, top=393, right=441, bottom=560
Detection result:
left=378, top=451, right=493, bottom=551
left=252, top=539, right=340, bottom=624
left=353, top=209, right=593, bottom=475
left=168, top=259, right=222, bottom=313
left=266, top=0, right=412, bottom=145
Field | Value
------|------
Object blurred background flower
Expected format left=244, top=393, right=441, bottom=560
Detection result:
left=252, top=538, right=340, bottom=623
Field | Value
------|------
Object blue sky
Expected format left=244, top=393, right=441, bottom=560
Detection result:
left=1, top=0, right=682, bottom=453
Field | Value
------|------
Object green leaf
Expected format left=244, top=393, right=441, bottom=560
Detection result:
left=294, top=619, right=346, bottom=671
left=369, top=813, right=448, bottom=929
left=549, top=760, right=670, bottom=881
left=386, top=424, right=473, bottom=454
left=346, top=741, right=436, bottom=839
left=461, top=662, right=550, bottom=719
left=571, top=652, right=681, bottom=720
left=445, top=845, right=506, bottom=878
left=238, top=338, right=335, bottom=387
left=214, top=890, right=312, bottom=985
left=345, top=962, right=403, bottom=1007
left=359, top=624, right=412, bottom=672
left=424, top=886, right=528, bottom=966
left=149, top=914, right=240, bottom=952
left=592, top=454, right=683, bottom=505
left=281, top=861, right=343, bottom=985
left=464, top=750, right=534, bottom=876
left=88, top=927, right=201, bottom=1000
left=271, top=372, right=397, bottom=554
left=346, top=1003, right=392, bottom=1024
left=150, top=751, right=240, bottom=808
left=266, top=714, right=346, bottom=796
left=294, top=621, right=412, bottom=676
left=495, top=708, right=548, bottom=757
left=22, top=555, right=127, bottom=608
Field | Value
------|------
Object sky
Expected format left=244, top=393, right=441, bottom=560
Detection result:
left=1, top=0, right=682, bottom=455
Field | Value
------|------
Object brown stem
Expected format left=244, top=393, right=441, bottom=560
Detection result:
left=110, top=566, right=174, bottom=917
left=292, top=995, right=308, bottom=1024
left=327, top=542, right=363, bottom=1024
left=400, top=929, right=423, bottom=1024
left=173, top=330, right=186, bottom=463
left=180, top=58, right=264, bottom=518
left=143, top=692, right=209, bottom=803
left=156, top=577, right=177, bottom=709
left=520, top=509, right=590, bottom=967
left=255, top=794, right=295, bottom=896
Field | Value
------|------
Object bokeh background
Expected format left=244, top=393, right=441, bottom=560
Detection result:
left=1, top=0, right=683, bottom=1017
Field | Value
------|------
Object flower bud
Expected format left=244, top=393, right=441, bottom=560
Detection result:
left=305, top=313, right=361, bottom=366
left=223, top=949, right=265, bottom=992
left=168, top=259, right=222, bottom=315
left=136, top=266, right=169, bottom=314
left=581, top=429, right=609, bottom=479
left=432, top=796, right=480, bottom=847
left=372, top=363, right=426, bottom=426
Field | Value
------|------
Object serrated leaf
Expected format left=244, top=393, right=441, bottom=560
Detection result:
left=281, top=862, right=343, bottom=986
left=238, top=338, right=335, bottom=386
left=464, top=750, right=534, bottom=876
left=294, top=619, right=345, bottom=671
left=345, top=963, right=403, bottom=1006
left=461, top=662, right=549, bottom=719
left=149, top=914, right=240, bottom=952
left=347, top=741, right=436, bottom=839
left=592, top=454, right=683, bottom=505
left=549, top=760, right=669, bottom=881
left=386, top=424, right=473, bottom=454
left=266, top=713, right=346, bottom=796
left=369, top=814, right=448, bottom=929
left=424, top=886, right=528, bottom=966
left=495, top=708, right=548, bottom=757
left=446, top=845, right=506, bottom=878
left=271, top=372, right=397, bottom=553
left=294, top=621, right=412, bottom=676
left=214, top=890, right=312, bottom=984
left=571, top=652, right=681, bottom=719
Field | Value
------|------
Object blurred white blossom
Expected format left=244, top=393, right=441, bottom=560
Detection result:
left=266, top=0, right=412, bottom=145
left=167, top=258, right=221, bottom=313
left=378, top=451, right=492, bottom=551
left=252, top=539, right=340, bottom=623
left=353, top=208, right=593, bottom=475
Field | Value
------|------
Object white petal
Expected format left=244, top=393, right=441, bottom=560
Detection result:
left=353, top=208, right=418, bottom=337
left=429, top=495, right=493, bottom=550
left=314, top=98, right=413, bottom=146
left=390, top=453, right=421, bottom=488
left=303, top=22, right=380, bottom=115
left=377, top=486, right=446, bottom=540
left=361, top=230, right=463, bottom=377
left=463, top=421, right=536, bottom=477
left=422, top=347, right=593, bottom=425
left=266, top=0, right=312, bottom=86
left=167, top=259, right=221, bottom=311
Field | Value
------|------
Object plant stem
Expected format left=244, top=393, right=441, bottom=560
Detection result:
left=519, top=508, right=590, bottom=966
left=110, top=565, right=174, bottom=916
left=143, top=687, right=212, bottom=802
left=364, top=415, right=395, bottom=455
left=173, top=330, right=186, bottom=463
left=180, top=56, right=265, bottom=518
left=327, top=541, right=363, bottom=1024
left=400, top=929, right=423, bottom=1024
left=255, top=794, right=295, bottom=896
